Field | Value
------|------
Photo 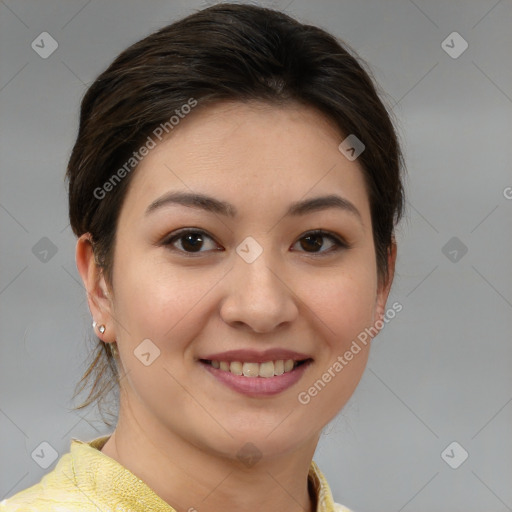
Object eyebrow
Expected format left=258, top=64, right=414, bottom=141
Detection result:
left=145, top=191, right=362, bottom=222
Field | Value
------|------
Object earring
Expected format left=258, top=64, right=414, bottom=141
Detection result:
left=92, top=321, right=106, bottom=334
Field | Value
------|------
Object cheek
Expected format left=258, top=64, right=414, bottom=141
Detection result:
left=294, top=263, right=377, bottom=420
left=113, top=242, right=378, bottom=353
left=112, top=255, right=222, bottom=348
left=306, top=263, right=378, bottom=347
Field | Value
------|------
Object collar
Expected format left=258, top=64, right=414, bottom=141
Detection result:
left=7, top=434, right=345, bottom=512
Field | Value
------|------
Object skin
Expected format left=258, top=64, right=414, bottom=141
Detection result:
left=76, top=100, right=396, bottom=512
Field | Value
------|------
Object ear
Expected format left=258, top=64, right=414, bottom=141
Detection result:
left=75, top=233, right=116, bottom=344
left=373, top=238, right=398, bottom=328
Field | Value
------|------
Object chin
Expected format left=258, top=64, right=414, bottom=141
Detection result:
left=203, top=419, right=319, bottom=462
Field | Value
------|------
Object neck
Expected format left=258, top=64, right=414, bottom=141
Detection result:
left=101, top=397, right=319, bottom=512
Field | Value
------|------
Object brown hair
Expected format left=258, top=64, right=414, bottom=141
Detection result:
left=67, top=3, right=405, bottom=423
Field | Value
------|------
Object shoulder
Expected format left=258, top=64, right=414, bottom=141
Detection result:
left=0, top=478, right=101, bottom=512
left=0, top=445, right=108, bottom=512
left=0, top=487, right=95, bottom=512
left=0, top=435, right=177, bottom=512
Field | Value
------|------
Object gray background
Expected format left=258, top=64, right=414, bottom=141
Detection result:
left=1, top=1, right=511, bottom=511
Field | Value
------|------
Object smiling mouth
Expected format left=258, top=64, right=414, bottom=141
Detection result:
left=199, top=359, right=311, bottom=378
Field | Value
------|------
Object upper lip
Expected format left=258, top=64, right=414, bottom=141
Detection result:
left=200, top=348, right=312, bottom=363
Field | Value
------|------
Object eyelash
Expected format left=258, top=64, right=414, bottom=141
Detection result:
left=161, top=228, right=349, bottom=257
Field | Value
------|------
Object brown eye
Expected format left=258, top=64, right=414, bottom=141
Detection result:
left=293, top=230, right=348, bottom=255
left=164, top=229, right=220, bottom=254
left=162, top=228, right=348, bottom=257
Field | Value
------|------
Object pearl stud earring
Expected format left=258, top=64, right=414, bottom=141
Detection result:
left=92, top=321, right=106, bottom=334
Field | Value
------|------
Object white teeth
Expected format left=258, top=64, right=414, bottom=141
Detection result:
left=207, top=358, right=302, bottom=377
left=242, top=362, right=260, bottom=377
left=230, top=361, right=243, bottom=375
left=284, top=359, right=294, bottom=372
left=258, top=361, right=275, bottom=378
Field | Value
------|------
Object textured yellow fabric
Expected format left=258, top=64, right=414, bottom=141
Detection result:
left=0, top=435, right=353, bottom=512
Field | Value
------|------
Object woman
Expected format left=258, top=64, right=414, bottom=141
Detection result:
left=1, top=3, right=404, bottom=511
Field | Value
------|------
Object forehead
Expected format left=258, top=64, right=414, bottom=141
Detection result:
left=119, top=100, right=371, bottom=224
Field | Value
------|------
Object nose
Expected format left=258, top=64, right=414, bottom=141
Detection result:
left=220, top=250, right=298, bottom=334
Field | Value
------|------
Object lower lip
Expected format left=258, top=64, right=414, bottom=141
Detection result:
left=200, top=361, right=312, bottom=397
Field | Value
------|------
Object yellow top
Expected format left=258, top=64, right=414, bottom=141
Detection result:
left=0, top=435, right=353, bottom=512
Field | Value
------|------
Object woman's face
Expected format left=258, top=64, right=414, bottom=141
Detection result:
left=93, top=100, right=394, bottom=460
